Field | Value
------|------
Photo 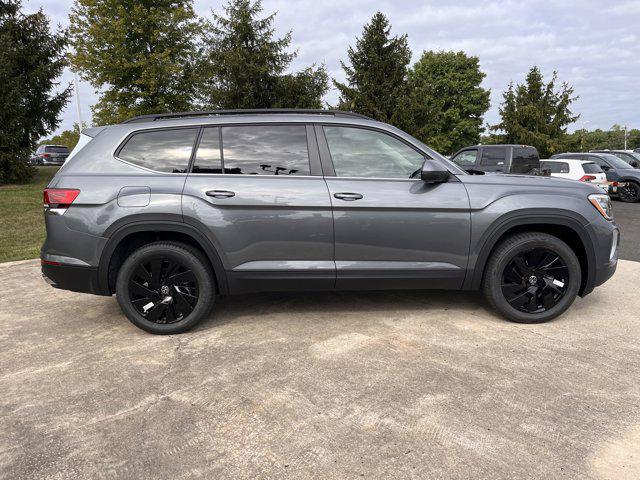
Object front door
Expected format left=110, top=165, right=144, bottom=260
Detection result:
left=182, top=123, right=334, bottom=293
left=317, top=125, right=471, bottom=290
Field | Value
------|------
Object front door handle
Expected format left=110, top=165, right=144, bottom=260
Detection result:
left=206, top=190, right=235, bottom=199
left=334, top=192, right=363, bottom=201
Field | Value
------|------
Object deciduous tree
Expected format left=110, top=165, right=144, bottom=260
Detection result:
left=399, top=50, right=490, bottom=154
left=69, top=0, right=201, bottom=124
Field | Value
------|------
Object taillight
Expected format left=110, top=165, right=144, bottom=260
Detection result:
left=42, top=153, right=50, bottom=158
left=43, top=188, right=80, bottom=208
left=579, top=175, right=596, bottom=182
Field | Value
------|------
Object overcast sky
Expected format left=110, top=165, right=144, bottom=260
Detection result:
left=26, top=0, right=640, bottom=135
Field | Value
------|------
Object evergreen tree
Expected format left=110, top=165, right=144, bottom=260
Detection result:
left=69, top=0, right=201, bottom=125
left=0, top=0, right=70, bottom=184
left=334, top=12, right=410, bottom=122
left=399, top=50, right=490, bottom=155
left=199, top=0, right=328, bottom=109
left=490, top=66, right=578, bottom=157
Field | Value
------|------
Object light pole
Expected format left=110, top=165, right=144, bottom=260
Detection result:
left=624, top=126, right=628, bottom=150
left=73, top=71, right=83, bottom=133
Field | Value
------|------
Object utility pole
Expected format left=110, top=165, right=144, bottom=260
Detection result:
left=624, top=126, right=628, bottom=150
left=74, top=71, right=83, bottom=133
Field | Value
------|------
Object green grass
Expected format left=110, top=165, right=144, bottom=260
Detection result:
left=0, top=167, right=60, bottom=262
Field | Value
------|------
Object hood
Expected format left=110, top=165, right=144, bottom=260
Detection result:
left=458, top=173, right=601, bottom=193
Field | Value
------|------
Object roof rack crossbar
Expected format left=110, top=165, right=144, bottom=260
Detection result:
left=121, top=109, right=372, bottom=124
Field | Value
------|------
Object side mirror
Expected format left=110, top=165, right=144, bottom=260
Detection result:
left=601, top=165, right=611, bottom=171
left=421, top=159, right=450, bottom=184
left=630, top=161, right=639, bottom=168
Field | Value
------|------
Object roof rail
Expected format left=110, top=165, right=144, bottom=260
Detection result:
left=121, top=109, right=372, bottom=124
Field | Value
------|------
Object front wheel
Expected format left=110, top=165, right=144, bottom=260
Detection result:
left=618, top=182, right=640, bottom=203
left=482, top=232, right=581, bottom=323
left=116, top=242, right=215, bottom=334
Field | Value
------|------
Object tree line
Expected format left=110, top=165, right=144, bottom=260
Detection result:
left=1, top=0, right=637, bottom=183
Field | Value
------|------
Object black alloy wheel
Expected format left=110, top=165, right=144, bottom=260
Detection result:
left=128, top=256, right=199, bottom=324
left=618, top=182, right=640, bottom=203
left=501, top=248, right=569, bottom=314
left=116, top=242, right=215, bottom=334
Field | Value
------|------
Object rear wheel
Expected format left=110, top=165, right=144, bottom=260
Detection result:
left=482, top=232, right=581, bottom=323
left=618, top=181, right=640, bottom=203
left=116, top=242, right=215, bottom=334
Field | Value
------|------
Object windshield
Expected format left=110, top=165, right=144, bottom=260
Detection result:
left=600, top=153, right=633, bottom=169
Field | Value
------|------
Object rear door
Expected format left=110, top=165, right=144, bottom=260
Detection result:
left=318, top=124, right=471, bottom=290
left=182, top=123, right=334, bottom=293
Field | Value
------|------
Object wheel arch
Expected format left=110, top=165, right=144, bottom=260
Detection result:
left=98, top=221, right=229, bottom=295
left=466, top=213, right=597, bottom=296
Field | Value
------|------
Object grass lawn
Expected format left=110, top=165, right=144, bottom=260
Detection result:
left=0, top=167, right=59, bottom=263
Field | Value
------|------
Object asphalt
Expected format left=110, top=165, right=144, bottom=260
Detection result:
left=613, top=199, right=640, bottom=261
left=1, top=256, right=639, bottom=479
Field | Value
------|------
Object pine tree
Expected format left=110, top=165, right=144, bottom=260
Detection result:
left=199, top=0, right=328, bottom=109
left=333, top=12, right=410, bottom=122
left=490, top=66, right=578, bottom=157
left=0, top=0, right=71, bottom=183
left=69, top=0, right=201, bottom=125
left=399, top=50, right=490, bottom=155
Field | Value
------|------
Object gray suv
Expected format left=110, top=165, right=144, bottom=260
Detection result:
left=41, top=110, right=619, bottom=334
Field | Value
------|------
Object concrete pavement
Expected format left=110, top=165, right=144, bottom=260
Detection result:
left=0, top=259, right=639, bottom=479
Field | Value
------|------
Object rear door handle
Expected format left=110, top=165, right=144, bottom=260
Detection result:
left=334, top=192, right=363, bottom=201
left=206, top=190, right=235, bottom=199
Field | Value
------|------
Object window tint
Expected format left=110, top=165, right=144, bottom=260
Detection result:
left=118, top=128, right=198, bottom=173
left=221, top=125, right=309, bottom=175
left=540, top=161, right=569, bottom=174
left=45, top=146, right=69, bottom=154
left=193, top=128, right=222, bottom=174
left=480, top=148, right=507, bottom=169
left=582, top=162, right=603, bottom=174
left=451, top=150, right=477, bottom=167
left=323, top=126, right=424, bottom=178
left=599, top=153, right=633, bottom=169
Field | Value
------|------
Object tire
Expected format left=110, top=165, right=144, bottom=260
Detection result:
left=618, top=181, right=640, bottom=203
left=116, top=241, right=215, bottom=334
left=482, top=232, right=581, bottom=323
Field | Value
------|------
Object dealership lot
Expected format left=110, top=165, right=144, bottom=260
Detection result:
left=1, top=212, right=639, bottom=479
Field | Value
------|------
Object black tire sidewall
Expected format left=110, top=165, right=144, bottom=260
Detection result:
left=485, top=235, right=581, bottom=323
left=116, top=243, right=214, bottom=334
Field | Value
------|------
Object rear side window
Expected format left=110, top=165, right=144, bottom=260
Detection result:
left=45, top=146, right=69, bottom=154
left=221, top=125, right=310, bottom=175
left=582, top=162, right=603, bottom=174
left=540, top=161, right=569, bottom=173
left=512, top=147, right=539, bottom=173
left=480, top=148, right=507, bottom=168
left=118, top=128, right=198, bottom=173
left=193, top=127, right=222, bottom=174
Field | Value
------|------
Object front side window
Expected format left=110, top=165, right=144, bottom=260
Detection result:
left=221, top=125, right=310, bottom=175
left=323, top=126, right=424, bottom=178
left=118, top=128, right=198, bottom=173
left=451, top=150, right=478, bottom=167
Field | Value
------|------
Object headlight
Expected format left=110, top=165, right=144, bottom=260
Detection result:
left=589, top=193, right=613, bottom=220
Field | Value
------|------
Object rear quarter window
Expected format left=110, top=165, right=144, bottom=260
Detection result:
left=117, top=128, right=198, bottom=173
left=582, top=162, right=603, bottom=174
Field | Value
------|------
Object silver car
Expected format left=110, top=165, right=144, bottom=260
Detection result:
left=41, top=110, right=619, bottom=334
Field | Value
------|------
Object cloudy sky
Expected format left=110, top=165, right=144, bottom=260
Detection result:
left=26, top=0, right=640, bottom=135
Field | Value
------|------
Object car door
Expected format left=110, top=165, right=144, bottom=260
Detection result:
left=317, top=124, right=471, bottom=290
left=182, top=123, right=334, bottom=293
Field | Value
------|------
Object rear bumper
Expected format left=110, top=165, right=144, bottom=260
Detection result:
left=41, top=262, right=108, bottom=295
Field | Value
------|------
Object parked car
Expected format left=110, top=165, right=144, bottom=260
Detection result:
left=551, top=152, right=640, bottom=202
left=634, top=148, right=640, bottom=153
left=41, top=110, right=619, bottom=334
left=539, top=159, right=609, bottom=192
left=32, top=145, right=70, bottom=166
left=450, top=145, right=540, bottom=175
left=590, top=150, right=640, bottom=168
